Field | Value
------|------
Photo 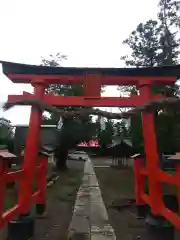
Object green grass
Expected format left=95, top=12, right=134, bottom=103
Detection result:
left=96, top=167, right=178, bottom=202
left=48, top=169, right=82, bottom=202
left=96, top=167, right=135, bottom=200
left=3, top=166, right=82, bottom=212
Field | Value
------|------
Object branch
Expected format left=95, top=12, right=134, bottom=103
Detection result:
left=3, top=97, right=180, bottom=120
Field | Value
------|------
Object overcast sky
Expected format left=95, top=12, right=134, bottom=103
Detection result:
left=0, top=0, right=159, bottom=125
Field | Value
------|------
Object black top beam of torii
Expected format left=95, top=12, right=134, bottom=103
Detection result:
left=1, top=61, right=180, bottom=78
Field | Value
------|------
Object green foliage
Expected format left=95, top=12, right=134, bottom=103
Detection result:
left=41, top=53, right=67, bottom=67
left=0, top=117, right=14, bottom=152
left=41, top=53, right=99, bottom=169
left=130, top=114, right=144, bottom=154
left=158, top=0, right=180, bottom=65
left=41, top=53, right=96, bottom=147
left=121, top=20, right=160, bottom=67
left=114, top=120, right=129, bottom=138
left=119, top=0, right=180, bottom=154
left=121, top=0, right=180, bottom=67
left=158, top=0, right=180, bottom=28
left=97, top=119, right=114, bottom=149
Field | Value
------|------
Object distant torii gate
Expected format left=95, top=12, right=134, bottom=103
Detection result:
left=1, top=61, right=180, bottom=239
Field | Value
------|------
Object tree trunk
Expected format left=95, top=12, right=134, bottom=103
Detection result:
left=54, top=145, right=68, bottom=171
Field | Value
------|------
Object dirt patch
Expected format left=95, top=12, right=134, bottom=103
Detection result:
left=96, top=167, right=180, bottom=240
left=34, top=169, right=83, bottom=240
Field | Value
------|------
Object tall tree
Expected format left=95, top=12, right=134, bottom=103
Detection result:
left=119, top=0, right=180, bottom=155
left=119, top=20, right=162, bottom=97
left=156, top=0, right=180, bottom=153
left=158, top=0, right=180, bottom=28
left=120, top=20, right=160, bottom=67
left=121, top=1, right=180, bottom=68
left=158, top=0, right=180, bottom=65
left=41, top=53, right=96, bottom=170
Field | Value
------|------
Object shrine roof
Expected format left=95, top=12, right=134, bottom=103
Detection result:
left=1, top=61, right=180, bottom=77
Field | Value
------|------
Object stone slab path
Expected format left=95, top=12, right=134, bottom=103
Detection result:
left=68, top=158, right=116, bottom=240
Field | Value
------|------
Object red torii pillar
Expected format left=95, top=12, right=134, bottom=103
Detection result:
left=18, top=83, right=46, bottom=214
left=139, top=82, right=163, bottom=215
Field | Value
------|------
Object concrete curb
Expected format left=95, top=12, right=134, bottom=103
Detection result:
left=68, top=159, right=116, bottom=240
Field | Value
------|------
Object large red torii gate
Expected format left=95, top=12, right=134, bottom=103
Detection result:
left=1, top=61, right=180, bottom=239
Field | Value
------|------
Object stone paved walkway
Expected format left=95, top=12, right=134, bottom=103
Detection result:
left=68, top=158, right=116, bottom=240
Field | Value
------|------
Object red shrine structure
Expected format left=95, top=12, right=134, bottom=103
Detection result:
left=1, top=61, right=180, bottom=238
left=77, top=140, right=100, bottom=148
